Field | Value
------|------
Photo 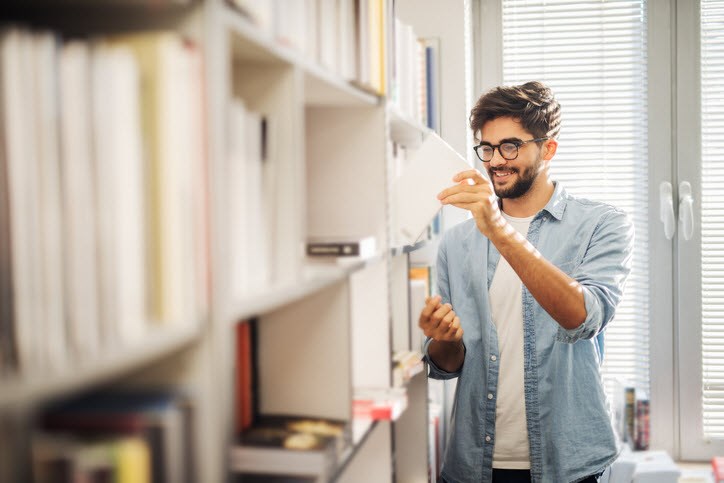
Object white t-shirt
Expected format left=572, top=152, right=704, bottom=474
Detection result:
left=489, top=212, right=534, bottom=470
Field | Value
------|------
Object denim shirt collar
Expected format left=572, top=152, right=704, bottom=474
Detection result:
left=541, top=180, right=567, bottom=221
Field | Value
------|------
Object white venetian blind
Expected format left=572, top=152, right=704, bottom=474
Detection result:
left=701, top=0, right=724, bottom=440
left=501, top=0, right=650, bottom=394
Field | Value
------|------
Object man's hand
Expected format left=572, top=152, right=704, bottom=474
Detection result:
left=419, top=295, right=463, bottom=342
left=437, top=169, right=505, bottom=238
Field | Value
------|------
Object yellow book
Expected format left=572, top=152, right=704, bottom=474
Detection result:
left=378, top=0, right=387, bottom=96
left=105, top=32, right=200, bottom=325
left=368, top=0, right=384, bottom=95
left=114, top=437, right=151, bottom=483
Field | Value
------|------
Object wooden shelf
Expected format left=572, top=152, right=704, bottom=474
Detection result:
left=0, top=323, right=202, bottom=411
left=227, top=253, right=386, bottom=323
left=225, top=5, right=378, bottom=108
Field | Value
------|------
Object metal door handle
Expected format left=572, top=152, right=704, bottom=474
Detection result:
left=660, top=182, right=675, bottom=240
left=679, top=181, right=694, bottom=241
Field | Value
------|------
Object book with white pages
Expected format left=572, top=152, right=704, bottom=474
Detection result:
left=33, top=32, right=67, bottom=370
left=59, top=41, right=101, bottom=362
left=393, top=132, right=472, bottom=246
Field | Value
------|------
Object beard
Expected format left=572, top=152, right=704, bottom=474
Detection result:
left=487, top=155, right=543, bottom=199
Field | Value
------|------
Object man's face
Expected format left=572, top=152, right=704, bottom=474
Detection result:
left=479, top=116, right=547, bottom=199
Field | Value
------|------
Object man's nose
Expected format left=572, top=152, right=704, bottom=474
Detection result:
left=489, top=148, right=508, bottom=167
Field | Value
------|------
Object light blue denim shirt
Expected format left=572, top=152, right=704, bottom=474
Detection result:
left=423, top=182, right=634, bottom=483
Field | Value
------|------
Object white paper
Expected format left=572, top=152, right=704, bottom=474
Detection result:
left=393, top=132, right=472, bottom=245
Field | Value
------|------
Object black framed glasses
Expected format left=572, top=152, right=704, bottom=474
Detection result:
left=473, top=137, right=549, bottom=162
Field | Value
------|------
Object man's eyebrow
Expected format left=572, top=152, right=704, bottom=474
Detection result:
left=479, top=137, right=523, bottom=145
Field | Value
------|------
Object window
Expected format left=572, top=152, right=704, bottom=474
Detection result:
left=700, top=0, right=724, bottom=441
left=499, top=0, right=650, bottom=395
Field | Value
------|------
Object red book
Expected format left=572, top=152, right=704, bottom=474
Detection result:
left=713, top=456, right=724, bottom=483
left=235, top=320, right=255, bottom=433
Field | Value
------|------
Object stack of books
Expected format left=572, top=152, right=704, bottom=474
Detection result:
left=230, top=414, right=351, bottom=482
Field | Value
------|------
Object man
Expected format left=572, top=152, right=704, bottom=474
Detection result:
left=419, top=81, right=633, bottom=483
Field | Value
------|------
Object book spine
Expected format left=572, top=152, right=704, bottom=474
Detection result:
left=307, top=243, right=364, bottom=257
left=624, top=386, right=635, bottom=445
left=634, top=399, right=649, bottom=450
left=712, top=456, right=724, bottom=483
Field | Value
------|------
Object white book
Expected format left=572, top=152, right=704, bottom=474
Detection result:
left=32, top=32, right=67, bottom=371
left=91, top=43, right=146, bottom=344
left=304, top=0, right=319, bottom=63
left=356, top=0, right=370, bottom=86
left=156, top=36, right=198, bottom=327
left=318, top=0, right=337, bottom=72
left=59, top=41, right=101, bottom=361
left=337, top=0, right=357, bottom=81
left=2, top=28, right=43, bottom=375
left=229, top=0, right=274, bottom=32
left=227, top=99, right=251, bottom=298
left=392, top=18, right=404, bottom=108
left=402, top=23, right=416, bottom=120
left=245, top=111, right=271, bottom=290
left=275, top=0, right=306, bottom=52
left=393, top=132, right=471, bottom=246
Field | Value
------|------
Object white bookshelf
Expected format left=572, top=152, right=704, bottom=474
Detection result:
left=0, top=0, right=471, bottom=482
left=0, top=323, right=202, bottom=411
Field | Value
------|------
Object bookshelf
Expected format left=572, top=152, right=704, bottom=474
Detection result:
left=0, top=0, right=471, bottom=481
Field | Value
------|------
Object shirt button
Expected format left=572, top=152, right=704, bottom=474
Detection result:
left=491, top=355, right=497, bottom=362
left=485, top=435, right=492, bottom=442
left=488, top=393, right=494, bottom=400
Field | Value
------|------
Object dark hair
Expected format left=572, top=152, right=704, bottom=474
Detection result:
left=469, top=81, right=562, bottom=141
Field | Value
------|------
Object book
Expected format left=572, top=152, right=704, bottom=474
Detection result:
left=32, top=433, right=152, bottom=483
left=32, top=32, right=67, bottom=372
left=634, top=397, right=650, bottom=450
left=59, top=40, right=102, bottom=362
left=39, top=391, right=191, bottom=483
left=393, top=132, right=471, bottom=246
left=235, top=319, right=257, bottom=433
left=306, top=236, right=377, bottom=258
left=90, top=41, right=147, bottom=346
left=353, top=387, right=407, bottom=421
left=230, top=415, right=350, bottom=479
left=624, top=386, right=636, bottom=444
left=713, top=456, right=724, bottom=483
left=107, top=31, right=201, bottom=327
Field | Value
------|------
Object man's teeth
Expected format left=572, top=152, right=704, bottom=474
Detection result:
left=495, top=171, right=513, bottom=177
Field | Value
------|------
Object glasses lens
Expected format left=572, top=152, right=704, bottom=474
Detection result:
left=500, top=143, right=518, bottom=160
left=479, top=145, right=494, bottom=161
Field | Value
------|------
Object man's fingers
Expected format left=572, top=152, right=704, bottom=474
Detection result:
left=437, top=183, right=483, bottom=201
left=431, top=303, right=453, bottom=326
left=453, top=169, right=487, bottom=185
left=421, top=295, right=441, bottom=318
left=440, top=310, right=455, bottom=328
left=441, top=192, right=482, bottom=205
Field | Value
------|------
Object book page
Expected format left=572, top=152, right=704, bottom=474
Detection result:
left=393, top=132, right=472, bottom=246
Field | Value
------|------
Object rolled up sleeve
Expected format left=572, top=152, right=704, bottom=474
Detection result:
left=557, top=209, right=634, bottom=343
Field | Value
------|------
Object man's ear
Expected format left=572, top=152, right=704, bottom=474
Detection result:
left=542, top=138, right=558, bottom=160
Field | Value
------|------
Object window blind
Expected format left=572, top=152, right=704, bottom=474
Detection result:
left=701, top=0, right=724, bottom=440
left=501, top=0, right=650, bottom=395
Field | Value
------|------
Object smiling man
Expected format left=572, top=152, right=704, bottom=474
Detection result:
left=418, top=81, right=634, bottom=483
